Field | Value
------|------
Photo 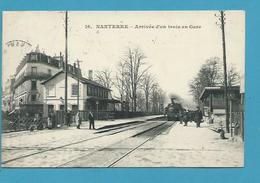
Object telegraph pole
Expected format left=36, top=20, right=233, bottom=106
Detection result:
left=76, top=60, right=82, bottom=112
left=64, top=11, right=68, bottom=126
left=220, top=10, right=230, bottom=133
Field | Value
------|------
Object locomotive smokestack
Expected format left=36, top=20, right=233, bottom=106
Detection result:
left=171, top=97, right=176, bottom=104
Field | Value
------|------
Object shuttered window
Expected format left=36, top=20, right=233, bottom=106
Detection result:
left=71, top=84, right=78, bottom=96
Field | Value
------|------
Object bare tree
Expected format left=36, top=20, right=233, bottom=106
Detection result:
left=141, top=73, right=155, bottom=112
left=121, top=47, right=150, bottom=112
left=114, top=62, right=126, bottom=102
left=157, top=88, right=167, bottom=113
left=114, top=60, right=132, bottom=111
left=95, top=68, right=113, bottom=89
left=150, top=83, right=159, bottom=113
left=124, top=74, right=132, bottom=107
left=136, top=90, right=146, bottom=112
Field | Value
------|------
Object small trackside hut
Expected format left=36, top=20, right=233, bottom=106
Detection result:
left=199, top=86, right=244, bottom=139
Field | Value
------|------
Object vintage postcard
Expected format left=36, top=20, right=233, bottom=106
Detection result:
left=1, top=11, right=244, bottom=167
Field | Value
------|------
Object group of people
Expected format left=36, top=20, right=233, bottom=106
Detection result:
left=47, top=110, right=96, bottom=130
left=179, top=108, right=203, bottom=128
left=75, top=111, right=95, bottom=130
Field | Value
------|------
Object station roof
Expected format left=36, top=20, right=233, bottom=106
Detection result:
left=41, top=71, right=111, bottom=91
left=199, top=86, right=240, bottom=100
left=86, top=96, right=121, bottom=103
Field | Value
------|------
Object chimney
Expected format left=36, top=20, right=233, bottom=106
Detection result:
left=88, top=70, right=93, bottom=80
left=35, top=45, right=40, bottom=53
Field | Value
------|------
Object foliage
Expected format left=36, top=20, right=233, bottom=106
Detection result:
left=189, top=57, right=240, bottom=104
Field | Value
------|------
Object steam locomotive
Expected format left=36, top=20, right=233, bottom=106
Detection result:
left=165, top=98, right=184, bottom=121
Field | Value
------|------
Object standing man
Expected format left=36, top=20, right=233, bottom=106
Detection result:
left=194, top=107, right=203, bottom=128
left=47, top=114, right=52, bottom=129
left=67, top=110, right=71, bottom=126
left=75, top=111, right=81, bottom=129
left=183, top=111, right=189, bottom=126
left=178, top=111, right=183, bottom=124
left=51, top=112, right=56, bottom=128
left=88, top=110, right=95, bottom=130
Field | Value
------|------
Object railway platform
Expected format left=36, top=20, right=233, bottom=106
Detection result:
left=77, top=114, right=164, bottom=129
left=114, top=121, right=244, bottom=167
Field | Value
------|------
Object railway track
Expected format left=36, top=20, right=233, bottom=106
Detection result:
left=58, top=121, right=175, bottom=167
left=107, top=122, right=174, bottom=167
left=2, top=121, right=146, bottom=152
left=2, top=119, right=172, bottom=167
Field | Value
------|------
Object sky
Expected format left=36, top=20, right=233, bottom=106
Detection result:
left=2, top=11, right=245, bottom=106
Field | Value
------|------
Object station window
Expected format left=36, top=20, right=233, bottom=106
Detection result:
left=31, top=95, right=36, bottom=101
left=31, top=67, right=37, bottom=75
left=72, top=105, right=78, bottom=111
left=87, top=86, right=90, bottom=95
left=95, top=88, right=98, bottom=96
left=31, top=80, right=37, bottom=90
left=47, top=85, right=56, bottom=97
left=91, top=87, right=94, bottom=96
left=48, top=105, right=54, bottom=113
left=30, top=54, right=37, bottom=61
left=71, top=84, right=78, bottom=96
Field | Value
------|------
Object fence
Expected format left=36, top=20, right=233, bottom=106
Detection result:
left=2, top=110, right=162, bottom=132
left=2, top=115, right=48, bottom=133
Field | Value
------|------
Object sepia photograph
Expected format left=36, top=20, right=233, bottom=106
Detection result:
left=1, top=11, right=244, bottom=167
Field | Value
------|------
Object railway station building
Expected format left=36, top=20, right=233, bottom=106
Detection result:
left=10, top=49, right=87, bottom=117
left=41, top=69, right=120, bottom=122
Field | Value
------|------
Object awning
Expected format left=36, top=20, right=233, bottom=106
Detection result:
left=199, top=86, right=240, bottom=100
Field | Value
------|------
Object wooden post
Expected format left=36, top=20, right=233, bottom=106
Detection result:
left=220, top=11, right=230, bottom=133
